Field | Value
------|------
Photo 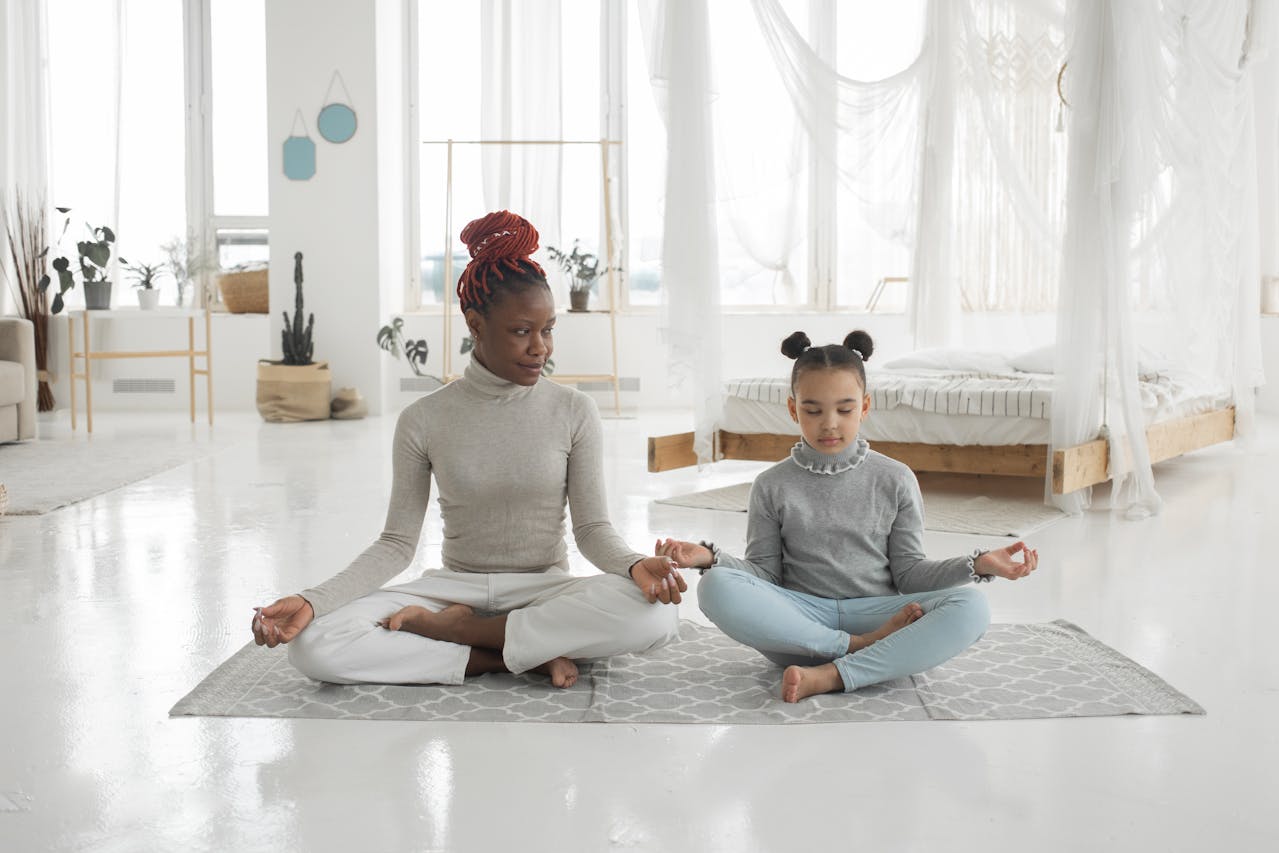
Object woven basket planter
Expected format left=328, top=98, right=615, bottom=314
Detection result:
left=256, top=360, right=331, bottom=422
left=218, top=269, right=269, bottom=314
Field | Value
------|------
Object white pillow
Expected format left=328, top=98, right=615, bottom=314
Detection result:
left=881, top=348, right=1013, bottom=374
left=1010, top=344, right=1175, bottom=378
left=1009, top=345, right=1055, bottom=374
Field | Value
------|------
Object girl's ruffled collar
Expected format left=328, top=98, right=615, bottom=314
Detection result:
left=789, top=437, right=870, bottom=475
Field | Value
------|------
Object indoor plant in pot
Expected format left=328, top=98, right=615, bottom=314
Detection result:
left=255, top=252, right=331, bottom=422
left=546, top=240, right=611, bottom=312
left=377, top=316, right=432, bottom=377
left=76, top=223, right=117, bottom=310
left=121, top=259, right=166, bottom=309
left=161, top=232, right=212, bottom=308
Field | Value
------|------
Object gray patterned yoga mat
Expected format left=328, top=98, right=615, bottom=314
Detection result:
left=654, top=482, right=1067, bottom=537
left=171, top=620, right=1202, bottom=723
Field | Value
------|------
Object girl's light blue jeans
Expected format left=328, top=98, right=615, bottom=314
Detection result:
left=696, top=567, right=990, bottom=691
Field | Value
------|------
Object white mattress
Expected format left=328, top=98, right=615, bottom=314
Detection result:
left=721, top=369, right=1230, bottom=447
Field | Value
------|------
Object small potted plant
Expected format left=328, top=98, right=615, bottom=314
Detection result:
left=546, top=240, right=612, bottom=312
left=161, top=232, right=213, bottom=308
left=38, top=216, right=117, bottom=311
left=121, top=259, right=167, bottom=310
left=76, top=223, right=117, bottom=310
left=377, top=317, right=431, bottom=377
left=255, top=252, right=331, bottom=422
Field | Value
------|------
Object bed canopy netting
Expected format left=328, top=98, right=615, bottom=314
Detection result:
left=643, top=0, right=1272, bottom=517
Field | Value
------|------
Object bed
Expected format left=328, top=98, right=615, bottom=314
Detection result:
left=647, top=350, right=1236, bottom=495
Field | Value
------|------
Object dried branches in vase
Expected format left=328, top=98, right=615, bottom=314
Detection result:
left=1, top=193, right=64, bottom=412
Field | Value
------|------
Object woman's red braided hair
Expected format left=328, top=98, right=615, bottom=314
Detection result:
left=457, top=210, right=547, bottom=313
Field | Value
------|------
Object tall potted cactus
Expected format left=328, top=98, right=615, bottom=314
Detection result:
left=255, top=252, right=332, bottom=422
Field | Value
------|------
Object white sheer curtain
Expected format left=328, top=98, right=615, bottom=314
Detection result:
left=0, top=0, right=52, bottom=316
left=1053, top=0, right=1264, bottom=517
left=636, top=0, right=1267, bottom=504
left=749, top=0, right=1065, bottom=347
left=479, top=0, right=562, bottom=289
left=708, top=0, right=806, bottom=307
left=641, top=0, right=724, bottom=463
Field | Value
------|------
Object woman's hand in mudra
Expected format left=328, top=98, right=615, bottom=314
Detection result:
left=252, top=594, right=315, bottom=647
left=629, top=556, right=687, bottom=605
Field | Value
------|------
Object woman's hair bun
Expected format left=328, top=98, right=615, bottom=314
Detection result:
left=844, top=330, right=874, bottom=362
left=459, top=210, right=540, bottom=263
left=780, top=331, right=811, bottom=360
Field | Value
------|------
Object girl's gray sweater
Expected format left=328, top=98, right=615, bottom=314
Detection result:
left=714, top=438, right=982, bottom=599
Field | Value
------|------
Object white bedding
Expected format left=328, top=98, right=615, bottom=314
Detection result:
left=722, top=368, right=1231, bottom=447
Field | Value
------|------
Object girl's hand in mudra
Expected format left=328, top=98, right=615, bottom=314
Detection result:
left=629, top=556, right=687, bottom=605
left=975, top=541, right=1039, bottom=580
left=655, top=538, right=714, bottom=570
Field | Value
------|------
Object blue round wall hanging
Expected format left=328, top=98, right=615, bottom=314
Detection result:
left=318, top=102, right=357, bottom=143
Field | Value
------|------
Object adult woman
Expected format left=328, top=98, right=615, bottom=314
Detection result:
left=252, top=211, right=684, bottom=687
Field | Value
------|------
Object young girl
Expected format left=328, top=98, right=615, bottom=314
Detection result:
left=252, top=211, right=684, bottom=689
left=659, top=330, right=1038, bottom=703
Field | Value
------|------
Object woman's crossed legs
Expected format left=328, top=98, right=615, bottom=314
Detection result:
left=289, top=569, right=678, bottom=688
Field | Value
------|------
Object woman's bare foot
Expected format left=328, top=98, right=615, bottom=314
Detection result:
left=534, top=657, right=580, bottom=689
left=782, top=662, right=843, bottom=703
left=847, top=602, right=924, bottom=653
left=379, top=603, right=475, bottom=640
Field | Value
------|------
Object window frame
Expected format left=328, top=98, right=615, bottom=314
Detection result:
left=184, top=0, right=270, bottom=311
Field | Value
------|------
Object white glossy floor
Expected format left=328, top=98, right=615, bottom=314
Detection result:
left=2, top=407, right=1277, bottom=853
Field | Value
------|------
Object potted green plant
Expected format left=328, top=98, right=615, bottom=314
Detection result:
left=120, top=259, right=167, bottom=310
left=161, top=232, right=212, bottom=308
left=255, top=252, right=331, bottom=422
left=546, top=240, right=612, bottom=312
left=75, top=223, right=117, bottom=310
left=377, top=317, right=432, bottom=377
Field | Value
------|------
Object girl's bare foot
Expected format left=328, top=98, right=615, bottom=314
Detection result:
left=534, top=657, right=580, bottom=689
left=847, top=602, right=924, bottom=653
left=379, top=603, right=475, bottom=640
left=782, top=663, right=843, bottom=703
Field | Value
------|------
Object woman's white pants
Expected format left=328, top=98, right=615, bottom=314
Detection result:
left=288, top=569, right=680, bottom=685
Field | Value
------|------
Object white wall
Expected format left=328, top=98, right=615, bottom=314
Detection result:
left=264, top=0, right=394, bottom=414
left=1260, top=315, right=1279, bottom=415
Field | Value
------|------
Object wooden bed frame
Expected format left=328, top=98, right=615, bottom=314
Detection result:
left=647, top=407, right=1236, bottom=495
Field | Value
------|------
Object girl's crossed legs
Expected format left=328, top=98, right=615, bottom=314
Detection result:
left=288, top=568, right=679, bottom=687
left=697, top=567, right=990, bottom=702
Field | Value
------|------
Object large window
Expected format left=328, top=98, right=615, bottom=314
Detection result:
left=414, top=1, right=608, bottom=309
left=47, top=0, right=268, bottom=309
left=408, top=0, right=929, bottom=313
left=834, top=0, right=925, bottom=313
left=48, top=0, right=187, bottom=307
left=206, top=0, right=269, bottom=296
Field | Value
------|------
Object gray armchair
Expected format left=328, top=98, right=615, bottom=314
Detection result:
left=0, top=316, right=37, bottom=442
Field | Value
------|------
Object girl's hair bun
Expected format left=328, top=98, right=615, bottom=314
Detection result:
left=460, top=210, right=540, bottom=263
left=844, top=330, right=874, bottom=362
left=780, top=331, right=811, bottom=360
